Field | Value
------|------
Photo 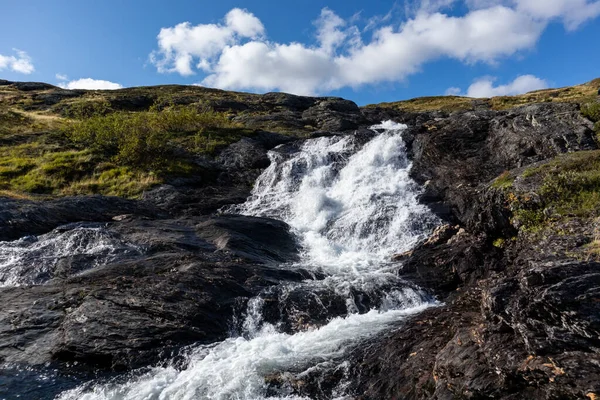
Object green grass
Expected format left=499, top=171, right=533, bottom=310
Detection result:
left=511, top=151, right=600, bottom=231
left=491, top=171, right=514, bottom=189
left=66, top=106, right=243, bottom=171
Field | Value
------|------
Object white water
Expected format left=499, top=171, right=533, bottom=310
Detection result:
left=56, top=121, right=439, bottom=400
left=239, top=120, right=434, bottom=272
left=0, top=224, right=141, bottom=287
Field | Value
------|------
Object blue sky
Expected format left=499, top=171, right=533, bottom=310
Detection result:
left=1, top=0, right=599, bottom=105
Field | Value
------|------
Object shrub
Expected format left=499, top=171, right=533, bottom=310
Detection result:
left=66, top=106, right=235, bottom=171
left=511, top=151, right=600, bottom=231
left=61, top=99, right=112, bottom=119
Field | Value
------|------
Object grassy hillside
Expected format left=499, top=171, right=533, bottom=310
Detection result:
left=367, top=78, right=600, bottom=112
left=0, top=78, right=598, bottom=199
left=0, top=82, right=299, bottom=199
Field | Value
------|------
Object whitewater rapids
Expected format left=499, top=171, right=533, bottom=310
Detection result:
left=56, top=121, right=439, bottom=400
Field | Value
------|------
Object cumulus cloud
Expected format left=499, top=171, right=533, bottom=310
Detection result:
left=58, top=78, right=123, bottom=90
left=150, top=8, right=264, bottom=76
left=448, top=74, right=549, bottom=97
left=150, top=2, right=599, bottom=95
left=0, top=49, right=34, bottom=74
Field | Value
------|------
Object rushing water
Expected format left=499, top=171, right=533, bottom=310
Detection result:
left=10, top=121, right=438, bottom=399
left=0, top=223, right=141, bottom=287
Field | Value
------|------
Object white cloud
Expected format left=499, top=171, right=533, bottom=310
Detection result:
left=0, top=49, right=34, bottom=74
left=58, top=78, right=123, bottom=90
left=515, top=0, right=600, bottom=30
left=150, top=2, right=599, bottom=95
left=55, top=73, right=68, bottom=81
left=150, top=8, right=264, bottom=76
left=460, top=74, right=549, bottom=97
left=445, top=87, right=462, bottom=95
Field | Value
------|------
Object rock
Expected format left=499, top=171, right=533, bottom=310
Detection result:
left=0, top=214, right=305, bottom=371
left=11, top=81, right=57, bottom=91
left=302, top=98, right=367, bottom=132
left=217, top=138, right=272, bottom=170
left=0, top=196, right=158, bottom=241
left=32, top=89, right=84, bottom=105
left=108, top=95, right=155, bottom=111
left=409, top=103, right=597, bottom=228
left=194, top=215, right=300, bottom=264
left=0, top=256, right=310, bottom=371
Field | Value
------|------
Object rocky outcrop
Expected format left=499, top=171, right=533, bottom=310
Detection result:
left=0, top=195, right=158, bottom=241
left=0, top=214, right=305, bottom=371
left=328, top=102, right=600, bottom=399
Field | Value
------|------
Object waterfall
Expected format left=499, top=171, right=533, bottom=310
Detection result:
left=56, top=121, right=439, bottom=400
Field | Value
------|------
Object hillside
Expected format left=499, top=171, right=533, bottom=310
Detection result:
left=1, top=77, right=598, bottom=200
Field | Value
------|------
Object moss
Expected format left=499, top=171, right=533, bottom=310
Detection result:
left=492, top=238, right=506, bottom=248
left=366, top=96, right=474, bottom=112
left=367, top=77, right=599, bottom=112
left=491, top=171, right=514, bottom=189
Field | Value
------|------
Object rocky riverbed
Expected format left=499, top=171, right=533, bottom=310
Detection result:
left=0, top=80, right=599, bottom=399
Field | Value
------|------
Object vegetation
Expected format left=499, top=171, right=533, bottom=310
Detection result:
left=367, top=77, right=600, bottom=112
left=509, top=151, right=600, bottom=231
left=0, top=86, right=256, bottom=197
left=491, top=171, right=514, bottom=189
left=0, top=77, right=599, bottom=199
left=66, top=106, right=242, bottom=171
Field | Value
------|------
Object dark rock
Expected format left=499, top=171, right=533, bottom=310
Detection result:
left=0, top=256, right=309, bottom=371
left=11, top=81, right=57, bottom=91
left=193, top=215, right=300, bottom=264
left=302, top=98, right=367, bottom=132
left=260, top=92, right=316, bottom=112
left=108, top=95, right=155, bottom=111
left=32, top=89, right=84, bottom=105
left=0, top=196, right=158, bottom=241
left=409, top=103, right=597, bottom=227
left=217, top=138, right=272, bottom=170
left=0, top=214, right=304, bottom=371
left=206, top=99, right=250, bottom=112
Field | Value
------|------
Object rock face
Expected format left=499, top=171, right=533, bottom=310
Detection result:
left=329, top=103, right=600, bottom=399
left=0, top=214, right=304, bottom=370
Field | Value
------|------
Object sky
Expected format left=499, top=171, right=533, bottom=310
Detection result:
left=1, top=0, right=599, bottom=105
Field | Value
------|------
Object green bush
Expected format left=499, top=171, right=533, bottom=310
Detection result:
left=66, top=106, right=235, bottom=171
left=61, top=100, right=112, bottom=119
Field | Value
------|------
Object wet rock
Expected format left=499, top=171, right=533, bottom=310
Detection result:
left=0, top=214, right=304, bottom=371
left=0, top=256, right=310, bottom=371
left=194, top=215, right=300, bottom=264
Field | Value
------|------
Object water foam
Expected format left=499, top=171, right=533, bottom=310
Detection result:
left=57, top=303, right=430, bottom=400
left=0, top=224, right=140, bottom=287
left=55, top=122, right=439, bottom=399
left=239, top=121, right=437, bottom=273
